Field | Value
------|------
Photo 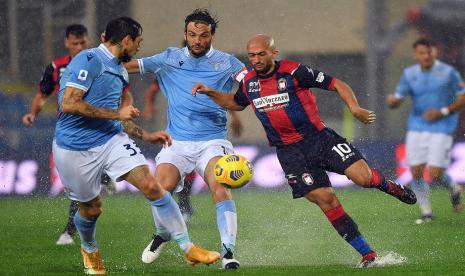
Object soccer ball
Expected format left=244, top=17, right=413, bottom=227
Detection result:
left=214, top=154, right=253, bottom=189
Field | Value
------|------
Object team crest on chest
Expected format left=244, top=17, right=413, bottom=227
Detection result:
left=277, top=78, right=287, bottom=91
left=208, top=61, right=224, bottom=70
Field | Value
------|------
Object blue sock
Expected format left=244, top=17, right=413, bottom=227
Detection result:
left=324, top=204, right=374, bottom=256
left=437, top=174, right=457, bottom=192
left=73, top=212, right=98, bottom=253
left=149, top=193, right=192, bottom=252
left=349, top=236, right=373, bottom=256
left=216, top=200, right=237, bottom=257
left=410, top=179, right=432, bottom=215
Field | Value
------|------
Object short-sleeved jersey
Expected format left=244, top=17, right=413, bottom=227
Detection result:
left=39, top=55, right=72, bottom=96
left=55, top=44, right=129, bottom=150
left=234, top=60, right=335, bottom=146
left=395, top=60, right=465, bottom=134
left=138, top=46, right=247, bottom=141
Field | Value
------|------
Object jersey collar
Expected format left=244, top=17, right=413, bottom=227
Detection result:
left=98, top=44, right=120, bottom=64
left=183, top=46, right=215, bottom=58
left=256, top=60, right=280, bottom=79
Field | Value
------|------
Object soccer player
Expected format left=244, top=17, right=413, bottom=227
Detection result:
left=22, top=24, right=90, bottom=246
left=387, top=38, right=465, bottom=224
left=192, top=34, right=417, bottom=268
left=143, top=78, right=244, bottom=224
left=53, top=17, right=220, bottom=274
left=124, top=9, right=247, bottom=269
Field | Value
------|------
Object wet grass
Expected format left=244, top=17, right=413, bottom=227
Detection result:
left=1, top=189, right=464, bottom=275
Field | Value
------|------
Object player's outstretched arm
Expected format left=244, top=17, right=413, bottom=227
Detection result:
left=142, top=81, right=160, bottom=120
left=386, top=94, right=403, bottom=109
left=61, top=86, right=140, bottom=120
left=424, top=93, right=465, bottom=121
left=121, top=120, right=172, bottom=146
left=22, top=93, right=48, bottom=126
left=229, top=111, right=243, bottom=137
left=332, top=79, right=376, bottom=124
left=123, top=59, right=141, bottom=74
left=192, top=83, right=245, bottom=111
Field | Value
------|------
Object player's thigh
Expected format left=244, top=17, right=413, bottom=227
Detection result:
left=406, top=131, right=429, bottom=166
left=276, top=143, right=331, bottom=199
left=104, top=133, right=148, bottom=183
left=426, top=132, right=453, bottom=168
left=52, top=141, right=103, bottom=202
left=155, top=140, right=195, bottom=192
left=196, top=139, right=234, bottom=181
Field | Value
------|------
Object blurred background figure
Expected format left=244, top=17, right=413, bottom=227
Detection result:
left=21, top=24, right=89, bottom=246
left=387, top=38, right=465, bottom=224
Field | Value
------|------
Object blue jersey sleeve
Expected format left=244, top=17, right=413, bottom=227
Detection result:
left=394, top=70, right=411, bottom=98
left=450, top=69, right=465, bottom=95
left=230, top=56, right=247, bottom=82
left=139, top=51, right=167, bottom=74
left=65, top=52, right=102, bottom=92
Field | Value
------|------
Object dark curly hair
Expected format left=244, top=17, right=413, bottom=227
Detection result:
left=184, top=9, right=219, bottom=34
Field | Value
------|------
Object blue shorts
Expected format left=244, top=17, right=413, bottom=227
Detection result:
left=276, top=128, right=364, bottom=199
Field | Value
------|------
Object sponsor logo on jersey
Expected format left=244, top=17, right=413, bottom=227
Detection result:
left=286, top=173, right=297, bottom=185
left=306, top=66, right=314, bottom=76
left=248, top=81, right=260, bottom=93
left=316, top=72, right=325, bottom=83
left=277, top=78, right=287, bottom=91
left=252, top=93, right=289, bottom=112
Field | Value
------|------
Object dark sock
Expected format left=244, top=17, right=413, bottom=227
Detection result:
left=64, top=200, right=79, bottom=236
left=324, top=204, right=374, bottom=256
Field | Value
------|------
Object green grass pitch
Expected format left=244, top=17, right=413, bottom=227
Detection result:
left=1, top=189, right=464, bottom=275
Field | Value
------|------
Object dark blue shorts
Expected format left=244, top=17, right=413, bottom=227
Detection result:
left=276, top=128, right=364, bottom=199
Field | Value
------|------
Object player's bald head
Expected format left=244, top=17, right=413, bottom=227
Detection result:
left=247, top=34, right=276, bottom=51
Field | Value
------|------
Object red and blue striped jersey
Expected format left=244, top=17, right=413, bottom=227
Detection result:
left=234, top=59, right=335, bottom=146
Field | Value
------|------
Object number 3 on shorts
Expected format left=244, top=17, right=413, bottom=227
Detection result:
left=123, top=142, right=141, bottom=156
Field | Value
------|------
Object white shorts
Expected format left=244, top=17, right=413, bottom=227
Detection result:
left=155, top=139, right=234, bottom=191
left=406, top=131, right=453, bottom=168
left=52, top=132, right=147, bottom=202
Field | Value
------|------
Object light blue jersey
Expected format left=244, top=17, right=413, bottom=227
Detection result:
left=395, top=60, right=465, bottom=134
left=55, top=44, right=128, bottom=150
left=138, top=47, right=246, bottom=141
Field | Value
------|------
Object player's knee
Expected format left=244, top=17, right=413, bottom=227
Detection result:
left=211, top=185, right=232, bottom=202
left=306, top=188, right=338, bottom=209
left=81, top=202, right=102, bottom=219
left=141, top=176, right=164, bottom=199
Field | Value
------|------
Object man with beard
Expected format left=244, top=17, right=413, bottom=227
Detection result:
left=387, top=38, right=465, bottom=224
left=191, top=34, right=418, bottom=268
left=124, top=9, right=247, bottom=269
left=53, top=16, right=220, bottom=274
left=22, top=24, right=90, bottom=246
